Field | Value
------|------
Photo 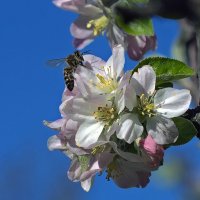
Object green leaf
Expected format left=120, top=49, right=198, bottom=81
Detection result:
left=115, top=15, right=154, bottom=36
left=132, top=57, right=195, bottom=85
left=78, top=155, right=90, bottom=173
left=172, top=117, right=197, bottom=146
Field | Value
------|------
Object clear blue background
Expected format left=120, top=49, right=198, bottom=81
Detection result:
left=1, top=1, right=200, bottom=200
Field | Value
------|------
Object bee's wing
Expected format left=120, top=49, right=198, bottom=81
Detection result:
left=46, top=58, right=67, bottom=68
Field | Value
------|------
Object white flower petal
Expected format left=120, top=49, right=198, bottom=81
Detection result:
left=104, top=45, right=125, bottom=80
left=132, top=66, right=156, bottom=96
left=61, top=95, right=109, bottom=122
left=154, top=88, right=191, bottom=118
left=83, top=54, right=106, bottom=71
left=106, top=121, right=119, bottom=140
left=74, top=72, right=90, bottom=97
left=117, top=113, right=143, bottom=144
left=74, top=66, right=102, bottom=96
left=146, top=116, right=179, bottom=145
left=104, top=55, right=113, bottom=75
left=75, top=120, right=104, bottom=148
left=112, top=45, right=125, bottom=78
left=115, top=77, right=137, bottom=113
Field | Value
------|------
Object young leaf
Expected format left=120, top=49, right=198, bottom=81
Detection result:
left=132, top=57, right=195, bottom=85
left=172, top=117, right=197, bottom=146
left=115, top=15, right=154, bottom=36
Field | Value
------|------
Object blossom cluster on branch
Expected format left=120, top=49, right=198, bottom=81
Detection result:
left=45, top=0, right=199, bottom=192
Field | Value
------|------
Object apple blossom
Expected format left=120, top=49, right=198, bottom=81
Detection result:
left=131, top=66, right=192, bottom=145
left=53, top=0, right=156, bottom=60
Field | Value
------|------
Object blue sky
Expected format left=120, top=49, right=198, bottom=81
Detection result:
left=1, top=1, right=200, bottom=200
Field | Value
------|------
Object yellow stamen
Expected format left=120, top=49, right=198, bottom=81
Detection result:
left=138, top=94, right=156, bottom=117
left=87, top=15, right=109, bottom=36
left=95, top=72, right=117, bottom=93
left=91, top=145, right=105, bottom=155
left=93, top=104, right=117, bottom=125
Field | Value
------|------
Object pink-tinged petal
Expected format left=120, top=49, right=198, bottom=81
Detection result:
left=66, top=135, right=89, bottom=155
left=80, top=160, right=101, bottom=181
left=117, top=113, right=143, bottom=144
left=53, top=0, right=102, bottom=16
left=53, top=0, right=85, bottom=13
left=60, top=119, right=79, bottom=139
left=132, top=65, right=156, bottom=96
left=59, top=95, right=76, bottom=117
left=80, top=152, right=114, bottom=181
left=127, top=35, right=156, bottom=60
left=53, top=0, right=85, bottom=7
left=127, top=36, right=146, bottom=60
left=73, top=38, right=94, bottom=50
left=81, top=177, right=93, bottom=192
left=143, top=35, right=157, bottom=52
left=147, top=115, right=179, bottom=145
left=68, top=158, right=82, bottom=181
left=62, top=86, right=79, bottom=102
left=47, top=135, right=66, bottom=151
left=154, top=88, right=191, bottom=118
left=75, top=120, right=104, bottom=148
left=98, top=152, right=115, bottom=168
left=140, top=135, right=164, bottom=170
left=70, top=16, right=94, bottom=39
left=43, top=119, right=66, bottom=130
left=111, top=159, right=151, bottom=188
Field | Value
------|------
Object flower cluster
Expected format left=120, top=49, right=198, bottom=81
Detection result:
left=45, top=45, right=191, bottom=191
left=53, top=0, right=156, bottom=60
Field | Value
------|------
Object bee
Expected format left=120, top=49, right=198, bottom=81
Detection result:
left=47, top=51, right=85, bottom=91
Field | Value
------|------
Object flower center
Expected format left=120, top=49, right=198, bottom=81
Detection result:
left=138, top=94, right=156, bottom=117
left=95, top=72, right=117, bottom=93
left=93, top=104, right=117, bottom=125
left=87, top=15, right=109, bottom=36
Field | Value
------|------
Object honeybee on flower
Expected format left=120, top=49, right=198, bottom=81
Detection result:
left=45, top=45, right=192, bottom=191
